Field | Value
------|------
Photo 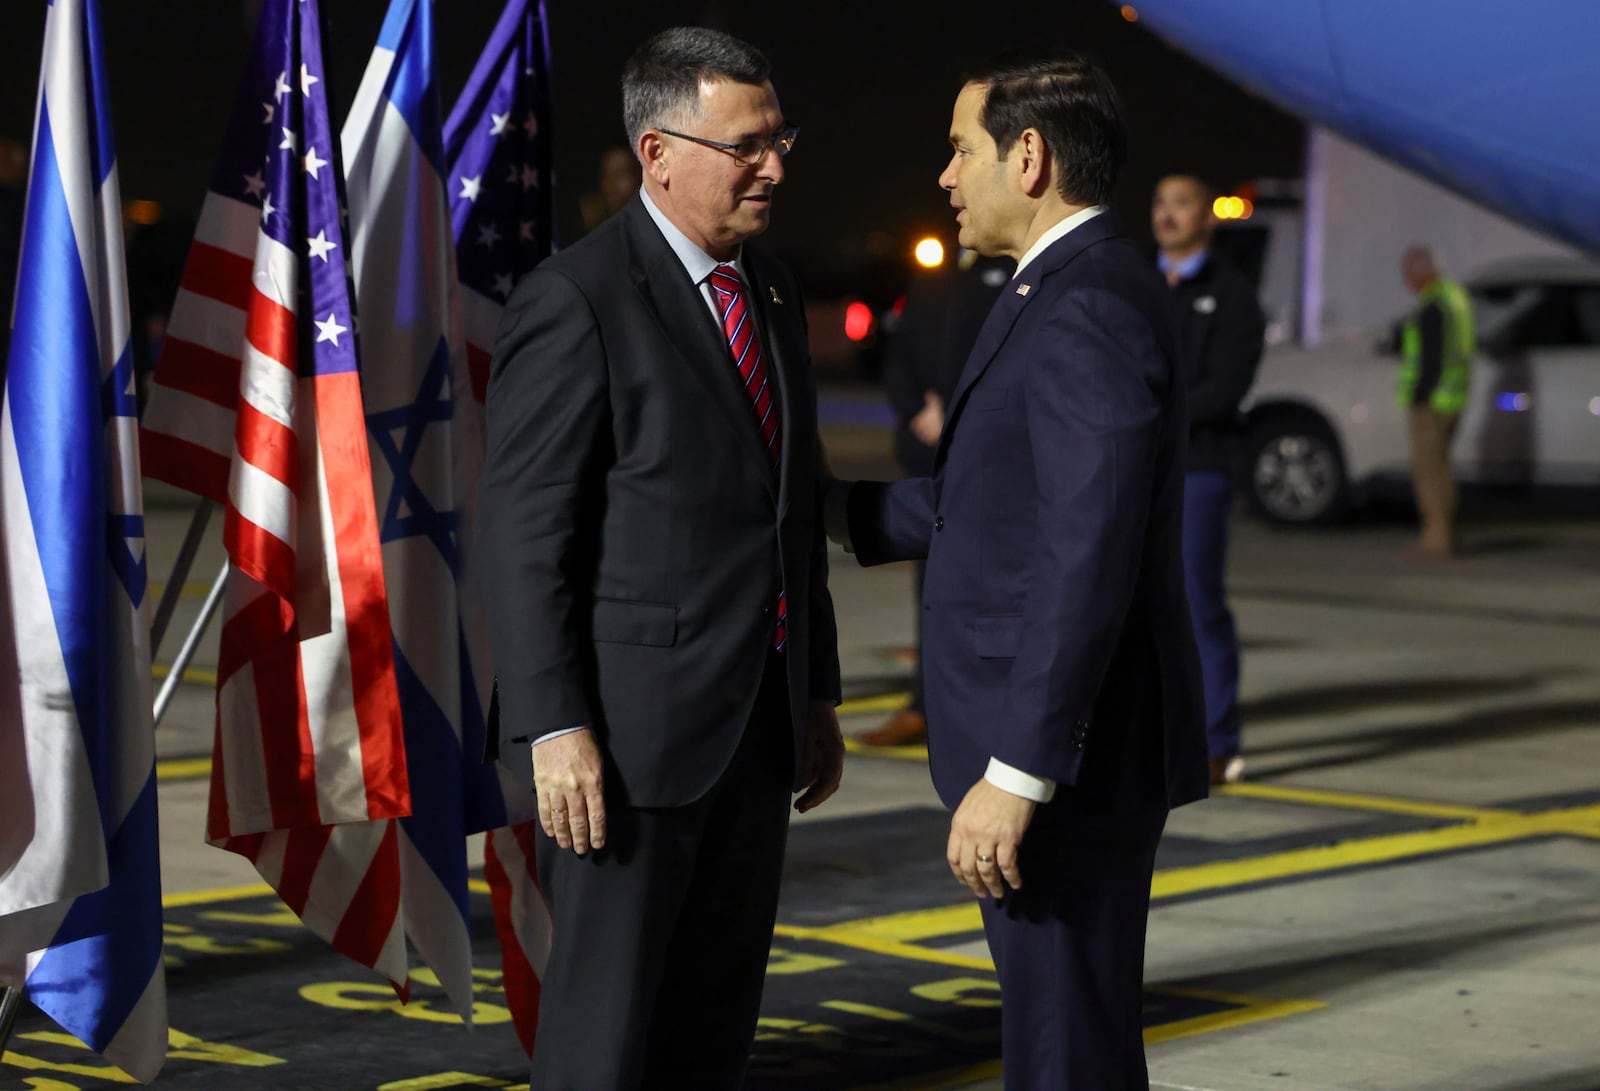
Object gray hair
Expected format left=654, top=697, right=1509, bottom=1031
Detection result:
left=621, top=27, right=771, bottom=151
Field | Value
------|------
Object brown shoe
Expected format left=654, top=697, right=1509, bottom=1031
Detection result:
left=859, top=708, right=927, bottom=747
left=1209, top=754, right=1245, bottom=786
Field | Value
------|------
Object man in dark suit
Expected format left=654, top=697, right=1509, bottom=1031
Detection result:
left=867, top=250, right=1012, bottom=747
left=478, top=27, right=844, bottom=1091
left=827, top=54, right=1208, bottom=1089
left=1152, top=174, right=1265, bottom=785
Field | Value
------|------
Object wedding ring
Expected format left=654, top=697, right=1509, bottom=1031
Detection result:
left=977, top=854, right=993, bottom=864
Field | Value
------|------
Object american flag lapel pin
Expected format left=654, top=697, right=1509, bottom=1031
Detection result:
left=769, top=286, right=784, bottom=305
left=1016, top=283, right=1031, bottom=296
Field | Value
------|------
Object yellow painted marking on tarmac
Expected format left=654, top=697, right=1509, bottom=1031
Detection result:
left=151, top=662, right=219, bottom=686
left=1217, top=782, right=1513, bottom=822
left=376, top=1074, right=511, bottom=1090
left=818, top=903, right=981, bottom=945
left=467, top=878, right=492, bottom=895
left=166, top=1028, right=286, bottom=1067
left=772, top=922, right=992, bottom=971
left=1143, top=986, right=1325, bottom=1045
left=852, top=1058, right=1003, bottom=1091
left=5, top=1036, right=139, bottom=1082
left=837, top=692, right=911, bottom=716
left=156, top=757, right=212, bottom=781
left=150, top=580, right=216, bottom=602
left=842, top=737, right=929, bottom=762
left=162, top=883, right=274, bottom=909
left=1154, top=803, right=1600, bottom=899
left=784, top=798, right=1600, bottom=966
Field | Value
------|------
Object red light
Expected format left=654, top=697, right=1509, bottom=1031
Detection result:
left=844, top=301, right=875, bottom=342
left=892, top=295, right=907, bottom=317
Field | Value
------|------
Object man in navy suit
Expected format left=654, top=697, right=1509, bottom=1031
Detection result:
left=827, top=53, right=1208, bottom=1089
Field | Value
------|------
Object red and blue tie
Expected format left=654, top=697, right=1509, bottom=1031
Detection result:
left=709, top=263, right=786, bottom=652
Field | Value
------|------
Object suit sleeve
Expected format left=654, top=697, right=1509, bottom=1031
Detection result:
left=808, top=430, right=843, bottom=705
left=991, top=288, right=1170, bottom=785
left=834, top=477, right=937, bottom=566
left=1187, top=279, right=1265, bottom=427
left=478, top=268, right=608, bottom=744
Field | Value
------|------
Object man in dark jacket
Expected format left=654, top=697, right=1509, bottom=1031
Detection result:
left=867, top=249, right=1011, bottom=746
left=479, top=27, right=843, bottom=1089
left=829, top=57, right=1209, bottom=1088
left=1152, top=174, right=1265, bottom=785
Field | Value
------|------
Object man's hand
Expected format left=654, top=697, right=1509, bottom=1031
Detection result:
left=531, top=729, right=606, bottom=855
left=947, top=778, right=1036, bottom=898
left=909, top=391, right=945, bottom=448
left=794, top=701, right=845, bottom=813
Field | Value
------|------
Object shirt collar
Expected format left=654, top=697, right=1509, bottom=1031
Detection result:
left=640, top=188, right=744, bottom=285
left=1013, top=205, right=1107, bottom=280
left=1157, top=248, right=1210, bottom=282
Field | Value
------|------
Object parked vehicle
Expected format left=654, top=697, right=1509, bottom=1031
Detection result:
left=1241, top=258, right=1600, bottom=524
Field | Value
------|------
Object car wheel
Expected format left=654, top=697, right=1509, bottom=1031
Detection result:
left=1245, top=413, right=1349, bottom=525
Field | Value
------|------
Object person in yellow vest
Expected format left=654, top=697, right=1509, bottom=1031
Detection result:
left=1397, top=246, right=1475, bottom=558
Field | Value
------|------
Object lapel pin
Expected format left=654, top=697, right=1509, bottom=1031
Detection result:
left=1016, top=283, right=1031, bottom=296
left=769, top=286, right=784, bottom=305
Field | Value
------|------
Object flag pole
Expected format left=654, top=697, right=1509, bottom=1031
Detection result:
left=152, top=560, right=229, bottom=727
left=149, top=499, right=216, bottom=660
left=0, top=985, right=23, bottom=1053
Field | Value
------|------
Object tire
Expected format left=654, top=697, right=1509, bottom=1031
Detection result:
left=1243, top=412, right=1350, bottom=525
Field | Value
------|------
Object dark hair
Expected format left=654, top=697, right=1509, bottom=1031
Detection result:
left=1157, top=173, right=1215, bottom=205
left=963, top=51, right=1126, bottom=206
left=622, top=27, right=771, bottom=150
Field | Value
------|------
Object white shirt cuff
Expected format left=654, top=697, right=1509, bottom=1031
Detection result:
left=984, top=757, right=1056, bottom=803
left=532, top=725, right=587, bottom=746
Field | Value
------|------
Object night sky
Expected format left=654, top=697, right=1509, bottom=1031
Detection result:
left=1, top=0, right=1303, bottom=289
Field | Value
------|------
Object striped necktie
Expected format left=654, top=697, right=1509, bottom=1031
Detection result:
left=709, top=262, right=786, bottom=652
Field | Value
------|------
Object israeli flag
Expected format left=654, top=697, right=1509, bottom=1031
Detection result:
left=0, top=0, right=166, bottom=1080
left=343, top=0, right=507, bottom=1021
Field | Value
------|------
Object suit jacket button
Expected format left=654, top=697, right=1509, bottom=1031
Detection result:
left=934, top=516, right=945, bottom=531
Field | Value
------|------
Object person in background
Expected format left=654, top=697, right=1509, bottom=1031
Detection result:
left=579, top=144, right=643, bottom=233
left=0, top=139, right=27, bottom=373
left=1152, top=173, right=1264, bottom=785
left=1397, top=244, right=1475, bottom=559
left=866, top=247, right=1012, bottom=747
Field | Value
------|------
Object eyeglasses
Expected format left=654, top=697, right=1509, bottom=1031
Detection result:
left=657, top=126, right=799, bottom=167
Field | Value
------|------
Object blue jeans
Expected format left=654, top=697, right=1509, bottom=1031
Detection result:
left=1182, top=471, right=1241, bottom=758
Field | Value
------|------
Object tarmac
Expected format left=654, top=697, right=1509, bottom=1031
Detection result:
left=5, top=385, right=1597, bottom=1090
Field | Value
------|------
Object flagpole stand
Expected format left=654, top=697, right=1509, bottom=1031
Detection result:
left=149, top=499, right=216, bottom=661
left=153, top=561, right=229, bottom=728
left=0, top=985, right=23, bottom=1055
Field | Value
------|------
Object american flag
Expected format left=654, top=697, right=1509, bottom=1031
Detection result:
left=442, top=0, right=554, bottom=1055
left=0, top=0, right=165, bottom=1079
left=140, top=0, right=411, bottom=988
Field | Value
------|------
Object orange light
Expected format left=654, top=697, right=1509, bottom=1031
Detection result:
left=1211, top=195, right=1253, bottom=221
left=844, top=301, right=875, bottom=342
left=126, top=199, right=162, bottom=225
left=913, top=237, right=946, bottom=269
left=1120, top=5, right=1139, bottom=22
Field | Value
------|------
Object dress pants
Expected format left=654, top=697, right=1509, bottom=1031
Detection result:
left=1407, top=406, right=1460, bottom=551
left=979, top=807, right=1167, bottom=1091
left=529, top=656, right=794, bottom=1091
left=1181, top=470, right=1241, bottom=758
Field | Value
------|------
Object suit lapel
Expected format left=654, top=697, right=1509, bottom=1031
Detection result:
left=934, top=213, right=1124, bottom=471
left=741, top=253, right=796, bottom=517
left=622, top=202, right=777, bottom=494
